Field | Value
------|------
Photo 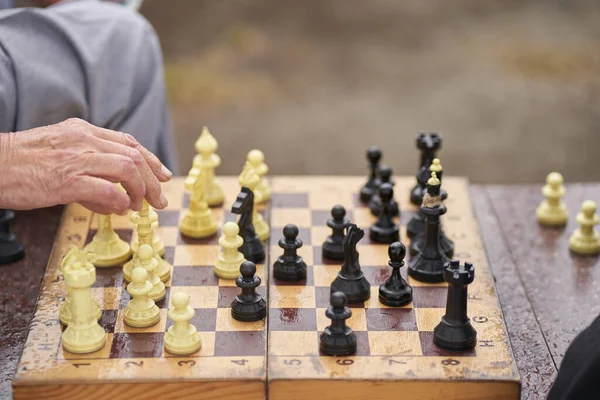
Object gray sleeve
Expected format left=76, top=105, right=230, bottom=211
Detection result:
left=0, top=44, right=16, bottom=133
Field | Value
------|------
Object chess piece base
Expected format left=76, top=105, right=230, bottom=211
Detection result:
left=330, top=274, right=371, bottom=304
left=156, top=257, right=172, bottom=283
left=369, top=225, right=400, bottom=244
left=322, top=241, right=344, bottom=261
left=569, top=231, right=600, bottom=255
left=378, top=286, right=413, bottom=307
left=0, top=232, right=25, bottom=265
left=83, top=235, right=131, bottom=267
left=410, top=232, right=455, bottom=258
left=123, top=304, right=161, bottom=328
left=433, top=317, right=477, bottom=351
left=408, top=254, right=446, bottom=283
left=180, top=213, right=218, bottom=239
left=536, top=203, right=569, bottom=226
left=62, top=322, right=106, bottom=354
left=214, top=255, right=245, bottom=279
left=231, top=298, right=267, bottom=322
left=273, top=259, right=307, bottom=282
left=164, top=325, right=202, bottom=355
left=59, top=298, right=102, bottom=326
left=148, top=283, right=166, bottom=302
left=319, top=329, right=357, bottom=356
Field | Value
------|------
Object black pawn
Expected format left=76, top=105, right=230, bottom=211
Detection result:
left=319, top=291, right=357, bottom=356
left=330, top=224, right=371, bottom=303
left=231, top=261, right=267, bottom=322
left=369, top=184, right=400, bottom=243
left=231, top=187, right=265, bottom=263
left=359, top=146, right=382, bottom=203
left=273, top=224, right=307, bottom=281
left=379, top=242, right=413, bottom=307
left=0, top=209, right=25, bottom=265
left=369, top=165, right=399, bottom=217
left=433, top=260, right=477, bottom=351
left=322, top=205, right=349, bottom=260
left=409, top=133, right=442, bottom=206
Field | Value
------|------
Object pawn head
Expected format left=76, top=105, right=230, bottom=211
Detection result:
left=366, top=146, right=382, bottom=164
left=330, top=291, right=347, bottom=308
left=240, top=260, right=257, bottom=278
left=131, top=266, right=148, bottom=283
left=582, top=200, right=597, bottom=217
left=388, top=242, right=406, bottom=262
left=138, top=244, right=154, bottom=261
left=379, top=165, right=392, bottom=182
left=379, top=183, right=394, bottom=202
left=283, top=224, right=299, bottom=240
left=547, top=172, right=564, bottom=188
left=223, top=221, right=239, bottom=237
left=247, top=149, right=264, bottom=166
left=172, top=291, right=190, bottom=309
left=331, top=204, right=346, bottom=220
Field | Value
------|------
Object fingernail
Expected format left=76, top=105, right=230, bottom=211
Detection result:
left=160, top=193, right=168, bottom=208
left=161, top=165, right=172, bottom=178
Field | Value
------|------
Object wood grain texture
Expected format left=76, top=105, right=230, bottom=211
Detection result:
left=471, top=185, right=557, bottom=399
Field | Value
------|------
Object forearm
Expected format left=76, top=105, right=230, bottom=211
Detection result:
left=0, top=131, right=18, bottom=208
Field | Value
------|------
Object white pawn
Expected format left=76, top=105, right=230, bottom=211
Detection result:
left=137, top=244, right=166, bottom=302
left=214, top=222, right=246, bottom=279
left=569, top=200, right=600, bottom=255
left=164, top=292, right=202, bottom=355
left=124, top=267, right=160, bottom=328
left=247, top=149, right=271, bottom=203
left=536, top=172, right=568, bottom=226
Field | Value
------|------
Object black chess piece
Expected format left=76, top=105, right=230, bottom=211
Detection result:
left=433, top=260, right=477, bottom=351
left=408, top=172, right=451, bottom=283
left=319, top=291, right=357, bottom=356
left=369, top=184, right=400, bottom=243
left=409, top=133, right=442, bottom=206
left=330, top=224, right=371, bottom=303
left=0, top=209, right=25, bottom=265
left=231, top=187, right=265, bottom=263
left=231, top=261, right=267, bottom=322
left=322, top=205, right=349, bottom=260
left=379, top=242, right=413, bottom=307
left=273, top=224, right=307, bottom=281
left=359, top=146, right=382, bottom=203
left=369, top=165, right=399, bottom=217
left=409, top=230, right=454, bottom=259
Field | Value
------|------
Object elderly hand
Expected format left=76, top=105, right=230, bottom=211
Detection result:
left=0, top=118, right=172, bottom=215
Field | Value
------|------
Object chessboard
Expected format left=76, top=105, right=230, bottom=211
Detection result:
left=12, top=176, right=520, bottom=400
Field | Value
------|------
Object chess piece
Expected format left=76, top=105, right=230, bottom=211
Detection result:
left=408, top=172, right=451, bottom=283
left=319, top=292, right=357, bottom=356
left=247, top=149, right=271, bottom=203
left=185, top=126, right=224, bottom=206
left=231, top=187, right=265, bottom=262
left=322, top=205, right=350, bottom=260
left=369, top=183, right=400, bottom=243
left=164, top=292, right=202, bottom=355
left=231, top=261, right=267, bottom=322
left=84, top=214, right=131, bottom=267
left=536, top=172, right=569, bottom=226
left=273, top=224, right=307, bottom=281
left=379, top=242, right=413, bottom=307
left=180, top=169, right=218, bottom=238
left=569, top=200, right=600, bottom=255
left=410, top=133, right=442, bottom=206
left=214, top=222, right=246, bottom=279
left=61, top=248, right=106, bottom=354
left=238, top=161, right=270, bottom=241
left=59, top=247, right=101, bottom=325
left=330, top=224, right=371, bottom=303
left=369, top=165, right=399, bottom=217
left=123, top=266, right=161, bottom=328
left=131, top=201, right=165, bottom=257
left=0, top=209, right=25, bottom=265
left=433, top=260, right=477, bottom=351
left=359, top=146, right=382, bottom=203
left=124, top=201, right=172, bottom=283
left=136, top=244, right=166, bottom=301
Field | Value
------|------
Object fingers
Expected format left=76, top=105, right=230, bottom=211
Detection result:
left=62, top=176, right=130, bottom=215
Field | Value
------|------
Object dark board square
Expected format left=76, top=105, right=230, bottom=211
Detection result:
left=271, top=193, right=309, bottom=208
left=365, top=308, right=417, bottom=331
left=317, top=331, right=370, bottom=357
left=99, top=309, right=118, bottom=332
left=311, top=210, right=354, bottom=227
left=110, top=333, right=164, bottom=358
left=313, top=247, right=344, bottom=265
left=156, top=210, right=180, bottom=227
left=218, top=286, right=267, bottom=308
left=270, top=227, right=311, bottom=246
left=155, top=286, right=171, bottom=309
left=314, top=286, right=364, bottom=308
left=419, top=331, right=476, bottom=357
left=93, top=267, right=124, bottom=288
left=362, top=266, right=393, bottom=286
left=412, top=287, right=447, bottom=308
left=171, top=266, right=219, bottom=286
left=183, top=192, right=190, bottom=208
left=272, top=265, right=314, bottom=286
left=166, top=308, right=217, bottom=331
left=163, top=246, right=176, bottom=265
left=269, top=308, right=317, bottom=331
left=214, top=331, right=266, bottom=356
left=177, top=231, right=219, bottom=245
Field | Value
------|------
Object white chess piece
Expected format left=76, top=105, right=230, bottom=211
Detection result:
left=214, top=222, right=246, bottom=279
left=164, top=292, right=202, bottom=355
left=123, top=266, right=160, bottom=328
